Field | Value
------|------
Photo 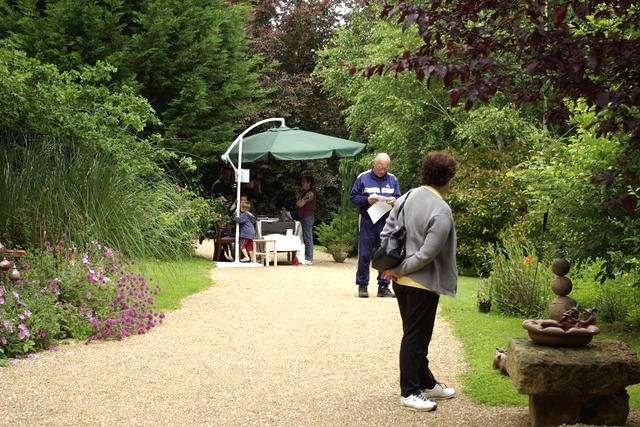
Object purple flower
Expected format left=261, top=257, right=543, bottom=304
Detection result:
left=12, top=290, right=20, bottom=300
left=0, top=296, right=3, bottom=305
left=38, top=330, right=47, bottom=338
left=17, top=323, right=29, bottom=340
left=82, top=254, right=90, bottom=265
left=49, top=281, right=60, bottom=296
left=0, top=337, right=7, bottom=345
left=86, top=269, right=98, bottom=284
left=103, top=247, right=114, bottom=258
left=0, top=287, right=5, bottom=297
left=3, top=320, right=13, bottom=332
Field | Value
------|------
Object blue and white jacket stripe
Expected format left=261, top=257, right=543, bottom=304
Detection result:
left=350, top=169, right=401, bottom=217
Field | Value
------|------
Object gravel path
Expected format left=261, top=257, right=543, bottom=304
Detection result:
left=0, top=242, right=637, bottom=426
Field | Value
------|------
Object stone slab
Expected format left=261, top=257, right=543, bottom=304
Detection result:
left=506, top=338, right=640, bottom=395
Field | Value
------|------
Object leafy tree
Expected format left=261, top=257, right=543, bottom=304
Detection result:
left=236, top=0, right=353, bottom=222
left=315, top=3, right=454, bottom=186
left=316, top=5, right=541, bottom=274
left=448, top=104, right=536, bottom=275
left=0, top=43, right=165, bottom=175
left=510, top=101, right=640, bottom=282
left=123, top=0, right=268, bottom=163
left=1, top=0, right=267, bottom=170
left=359, top=0, right=639, bottom=213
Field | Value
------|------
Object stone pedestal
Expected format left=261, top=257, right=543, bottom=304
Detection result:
left=506, top=338, right=640, bottom=426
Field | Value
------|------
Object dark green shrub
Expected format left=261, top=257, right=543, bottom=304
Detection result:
left=315, top=208, right=358, bottom=256
left=572, top=259, right=640, bottom=324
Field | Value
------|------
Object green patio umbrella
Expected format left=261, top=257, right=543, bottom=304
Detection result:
left=220, top=119, right=366, bottom=266
left=227, top=126, right=365, bottom=163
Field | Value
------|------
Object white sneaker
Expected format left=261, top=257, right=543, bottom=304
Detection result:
left=422, top=383, right=456, bottom=400
left=302, top=260, right=313, bottom=265
left=400, top=393, right=437, bottom=411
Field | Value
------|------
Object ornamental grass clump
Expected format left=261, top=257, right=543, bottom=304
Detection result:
left=487, top=237, right=554, bottom=318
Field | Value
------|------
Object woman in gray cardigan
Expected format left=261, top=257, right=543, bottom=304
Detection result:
left=380, top=151, right=458, bottom=412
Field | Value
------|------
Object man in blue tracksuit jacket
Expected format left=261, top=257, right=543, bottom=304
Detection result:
left=350, top=153, right=401, bottom=298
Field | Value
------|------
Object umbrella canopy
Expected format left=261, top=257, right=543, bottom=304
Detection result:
left=228, top=126, right=365, bottom=163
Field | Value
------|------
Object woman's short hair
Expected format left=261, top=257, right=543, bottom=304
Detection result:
left=421, top=151, right=457, bottom=187
left=302, top=175, right=315, bottom=188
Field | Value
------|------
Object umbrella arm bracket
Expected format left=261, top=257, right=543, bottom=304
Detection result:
left=220, top=117, right=285, bottom=263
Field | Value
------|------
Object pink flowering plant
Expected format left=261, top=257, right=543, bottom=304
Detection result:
left=209, top=195, right=233, bottom=225
left=0, top=258, right=62, bottom=359
left=193, top=195, right=233, bottom=240
left=194, top=196, right=232, bottom=228
left=0, top=236, right=164, bottom=361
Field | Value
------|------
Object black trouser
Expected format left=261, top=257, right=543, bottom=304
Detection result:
left=393, top=282, right=440, bottom=397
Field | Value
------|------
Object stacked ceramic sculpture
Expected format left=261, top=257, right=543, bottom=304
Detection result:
left=522, top=256, right=599, bottom=347
left=548, top=257, right=576, bottom=320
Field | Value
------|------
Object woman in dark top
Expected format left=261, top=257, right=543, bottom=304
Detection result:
left=296, top=175, right=316, bottom=265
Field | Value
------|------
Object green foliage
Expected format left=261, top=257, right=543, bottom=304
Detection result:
left=450, top=155, right=529, bottom=276
left=511, top=100, right=640, bottom=284
left=0, top=140, right=201, bottom=259
left=125, top=0, right=267, bottom=162
left=476, top=280, right=493, bottom=304
left=315, top=208, right=358, bottom=255
left=452, top=104, right=537, bottom=159
left=571, top=260, right=640, bottom=325
left=487, top=238, right=554, bottom=318
left=0, top=44, right=166, bottom=176
left=316, top=9, right=541, bottom=276
left=315, top=5, right=454, bottom=189
left=448, top=104, right=539, bottom=276
left=1, top=0, right=267, bottom=170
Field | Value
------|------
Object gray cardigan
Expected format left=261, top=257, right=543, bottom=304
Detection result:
left=380, top=186, right=457, bottom=297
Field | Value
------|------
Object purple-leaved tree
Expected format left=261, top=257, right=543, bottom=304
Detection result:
left=355, top=0, right=639, bottom=212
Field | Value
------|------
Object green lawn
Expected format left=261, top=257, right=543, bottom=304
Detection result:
left=135, top=257, right=215, bottom=311
left=439, top=276, right=640, bottom=409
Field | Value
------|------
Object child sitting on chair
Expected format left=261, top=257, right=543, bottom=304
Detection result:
left=234, top=200, right=256, bottom=262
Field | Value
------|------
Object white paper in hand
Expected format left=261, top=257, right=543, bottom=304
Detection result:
left=368, top=200, right=392, bottom=224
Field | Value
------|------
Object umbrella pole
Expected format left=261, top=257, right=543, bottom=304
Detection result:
left=234, top=141, right=242, bottom=263
left=221, top=118, right=285, bottom=264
